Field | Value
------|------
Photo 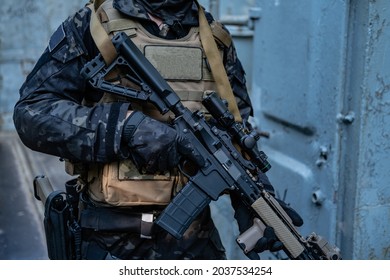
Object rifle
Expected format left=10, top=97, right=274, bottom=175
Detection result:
left=80, top=32, right=341, bottom=260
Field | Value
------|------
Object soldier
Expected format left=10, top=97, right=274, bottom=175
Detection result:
left=13, top=0, right=302, bottom=260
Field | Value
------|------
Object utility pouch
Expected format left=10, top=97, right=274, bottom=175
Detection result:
left=87, top=160, right=177, bottom=206
left=34, top=176, right=81, bottom=260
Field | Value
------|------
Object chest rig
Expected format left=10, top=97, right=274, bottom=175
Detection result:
left=98, top=0, right=223, bottom=119
left=81, top=0, right=238, bottom=206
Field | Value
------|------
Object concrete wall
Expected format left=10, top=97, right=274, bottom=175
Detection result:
left=0, top=0, right=85, bottom=131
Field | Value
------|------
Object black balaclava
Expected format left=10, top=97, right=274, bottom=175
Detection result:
left=136, top=0, right=193, bottom=26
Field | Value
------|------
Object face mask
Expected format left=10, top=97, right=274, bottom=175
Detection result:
left=137, top=0, right=193, bottom=24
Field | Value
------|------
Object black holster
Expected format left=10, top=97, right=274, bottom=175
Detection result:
left=36, top=178, right=82, bottom=260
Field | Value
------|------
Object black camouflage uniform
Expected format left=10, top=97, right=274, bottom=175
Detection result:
left=13, top=0, right=254, bottom=260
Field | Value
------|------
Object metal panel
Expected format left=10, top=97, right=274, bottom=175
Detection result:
left=251, top=0, right=348, bottom=257
left=252, top=0, right=390, bottom=259
left=339, top=0, right=390, bottom=260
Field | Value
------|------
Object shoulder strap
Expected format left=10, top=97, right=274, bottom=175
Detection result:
left=87, top=0, right=117, bottom=65
left=195, top=1, right=242, bottom=122
left=210, top=21, right=232, bottom=48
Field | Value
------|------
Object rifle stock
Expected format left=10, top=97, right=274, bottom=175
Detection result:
left=81, top=32, right=341, bottom=260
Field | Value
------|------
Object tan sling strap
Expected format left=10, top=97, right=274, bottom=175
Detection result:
left=87, top=0, right=117, bottom=65
left=194, top=0, right=242, bottom=122
left=87, top=0, right=242, bottom=122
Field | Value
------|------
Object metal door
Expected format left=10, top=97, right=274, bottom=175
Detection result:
left=251, top=0, right=390, bottom=259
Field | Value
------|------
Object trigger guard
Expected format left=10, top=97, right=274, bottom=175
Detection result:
left=178, top=159, right=198, bottom=177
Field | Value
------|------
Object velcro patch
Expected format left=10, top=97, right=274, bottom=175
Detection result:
left=144, top=46, right=203, bottom=81
left=48, top=24, right=66, bottom=53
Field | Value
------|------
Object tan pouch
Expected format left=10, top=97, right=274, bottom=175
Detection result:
left=87, top=159, right=177, bottom=206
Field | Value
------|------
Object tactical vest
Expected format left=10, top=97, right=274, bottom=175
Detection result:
left=82, top=0, right=231, bottom=206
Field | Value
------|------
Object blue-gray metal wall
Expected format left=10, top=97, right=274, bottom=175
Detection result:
left=1, top=0, right=389, bottom=260
left=251, top=0, right=390, bottom=260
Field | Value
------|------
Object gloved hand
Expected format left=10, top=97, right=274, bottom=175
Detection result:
left=231, top=172, right=303, bottom=260
left=122, top=111, right=205, bottom=174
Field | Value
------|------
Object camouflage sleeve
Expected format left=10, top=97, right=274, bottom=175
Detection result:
left=13, top=7, right=130, bottom=163
left=224, top=39, right=254, bottom=122
left=206, top=12, right=253, bottom=123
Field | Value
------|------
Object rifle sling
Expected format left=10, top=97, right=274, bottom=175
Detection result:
left=87, top=1, right=117, bottom=65
left=195, top=1, right=242, bottom=122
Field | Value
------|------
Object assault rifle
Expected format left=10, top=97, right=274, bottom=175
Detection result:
left=81, top=32, right=341, bottom=260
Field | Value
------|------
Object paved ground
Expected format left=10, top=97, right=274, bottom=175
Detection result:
left=0, top=131, right=73, bottom=260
